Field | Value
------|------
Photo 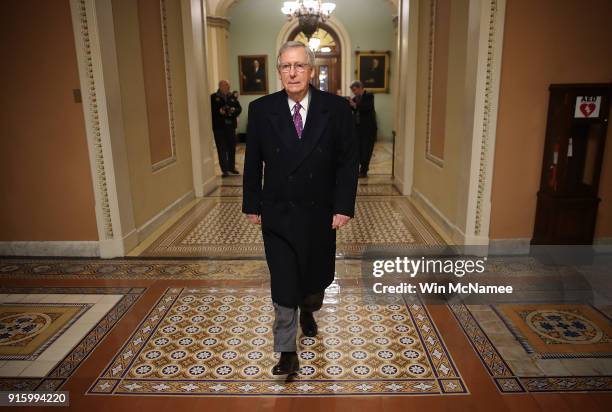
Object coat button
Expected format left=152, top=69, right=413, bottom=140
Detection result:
left=309, top=173, right=313, bottom=179
left=276, top=147, right=280, bottom=153
left=288, top=175, right=294, bottom=182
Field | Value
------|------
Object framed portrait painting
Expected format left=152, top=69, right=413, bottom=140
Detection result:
left=238, top=55, right=268, bottom=95
left=355, top=51, right=390, bottom=93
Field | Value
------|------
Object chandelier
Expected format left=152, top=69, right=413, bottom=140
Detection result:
left=281, top=1, right=336, bottom=40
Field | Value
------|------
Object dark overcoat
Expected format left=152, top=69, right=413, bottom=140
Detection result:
left=242, top=86, right=358, bottom=307
left=210, top=92, right=242, bottom=130
left=352, top=90, right=377, bottom=140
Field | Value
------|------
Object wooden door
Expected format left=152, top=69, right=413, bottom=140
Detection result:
left=312, top=56, right=340, bottom=93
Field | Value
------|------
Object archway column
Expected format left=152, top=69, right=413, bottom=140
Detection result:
left=69, top=0, right=137, bottom=258
left=69, top=0, right=216, bottom=257
left=205, top=15, right=231, bottom=90
left=182, top=0, right=217, bottom=197
left=394, top=0, right=420, bottom=194
left=395, top=0, right=506, bottom=246
left=462, top=0, right=506, bottom=245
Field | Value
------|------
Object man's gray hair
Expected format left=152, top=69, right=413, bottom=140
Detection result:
left=277, top=41, right=315, bottom=67
left=350, top=80, right=363, bottom=89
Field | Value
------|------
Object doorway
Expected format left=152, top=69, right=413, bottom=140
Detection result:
left=290, top=24, right=341, bottom=93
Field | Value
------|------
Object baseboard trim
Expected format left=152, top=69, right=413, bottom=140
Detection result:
left=410, top=189, right=464, bottom=245
left=392, top=176, right=406, bottom=195
left=487, top=238, right=612, bottom=255
left=594, top=237, right=612, bottom=253
left=488, top=238, right=531, bottom=255
left=0, top=241, right=100, bottom=257
left=200, top=175, right=217, bottom=200
left=137, top=190, right=195, bottom=242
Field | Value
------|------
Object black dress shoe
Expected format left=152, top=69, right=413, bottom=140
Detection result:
left=221, top=171, right=229, bottom=177
left=272, top=352, right=299, bottom=375
left=229, top=169, right=240, bottom=175
left=358, top=171, right=368, bottom=178
left=300, top=311, right=318, bottom=337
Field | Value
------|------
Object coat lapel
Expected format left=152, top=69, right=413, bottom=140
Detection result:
left=268, top=87, right=330, bottom=175
left=287, top=86, right=329, bottom=175
left=270, top=90, right=300, bottom=153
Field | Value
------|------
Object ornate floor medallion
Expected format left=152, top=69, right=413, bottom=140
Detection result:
left=450, top=304, right=612, bottom=393
left=0, top=304, right=90, bottom=360
left=0, top=287, right=145, bottom=392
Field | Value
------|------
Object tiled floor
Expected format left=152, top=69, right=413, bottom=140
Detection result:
left=88, top=286, right=465, bottom=396
left=0, top=275, right=611, bottom=409
left=1, top=158, right=612, bottom=410
left=138, top=196, right=444, bottom=258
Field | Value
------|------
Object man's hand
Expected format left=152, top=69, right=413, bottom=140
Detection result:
left=332, top=214, right=351, bottom=230
left=246, top=214, right=261, bottom=225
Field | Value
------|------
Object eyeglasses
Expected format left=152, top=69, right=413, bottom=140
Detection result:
left=278, top=63, right=310, bottom=73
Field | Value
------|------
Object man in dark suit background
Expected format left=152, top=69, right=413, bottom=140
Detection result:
left=211, top=80, right=242, bottom=176
left=242, top=41, right=358, bottom=375
left=350, top=80, right=378, bottom=177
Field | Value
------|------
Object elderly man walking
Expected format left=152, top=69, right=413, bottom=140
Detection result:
left=242, top=41, right=358, bottom=375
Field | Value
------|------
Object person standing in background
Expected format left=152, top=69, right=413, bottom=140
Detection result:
left=349, top=80, right=377, bottom=178
left=211, top=80, right=242, bottom=176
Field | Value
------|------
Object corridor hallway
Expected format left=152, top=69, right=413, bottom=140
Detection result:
left=130, top=142, right=444, bottom=258
left=2, top=0, right=612, bottom=410
left=1, top=152, right=611, bottom=410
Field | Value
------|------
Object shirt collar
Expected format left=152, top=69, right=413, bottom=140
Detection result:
left=288, top=90, right=310, bottom=112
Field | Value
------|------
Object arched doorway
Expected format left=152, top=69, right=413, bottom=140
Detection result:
left=289, top=24, right=341, bottom=94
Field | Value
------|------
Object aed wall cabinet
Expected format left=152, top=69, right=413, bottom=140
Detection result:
left=532, top=83, right=611, bottom=245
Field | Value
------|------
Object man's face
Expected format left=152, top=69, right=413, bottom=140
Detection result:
left=278, top=47, right=314, bottom=98
left=372, top=59, right=379, bottom=69
left=219, top=81, right=230, bottom=95
left=351, top=86, right=364, bottom=96
left=253, top=60, right=259, bottom=70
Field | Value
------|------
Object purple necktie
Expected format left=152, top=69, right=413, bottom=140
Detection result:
left=292, top=102, right=303, bottom=139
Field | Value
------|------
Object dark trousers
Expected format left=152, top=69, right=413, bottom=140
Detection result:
left=213, top=127, right=236, bottom=172
left=359, top=131, right=376, bottom=174
left=272, top=290, right=325, bottom=352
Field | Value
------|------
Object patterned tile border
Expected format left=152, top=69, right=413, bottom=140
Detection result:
left=0, top=259, right=378, bottom=281
left=88, top=287, right=467, bottom=396
left=206, top=184, right=402, bottom=198
left=449, top=304, right=612, bottom=393
left=0, top=260, right=271, bottom=280
left=0, top=287, right=145, bottom=392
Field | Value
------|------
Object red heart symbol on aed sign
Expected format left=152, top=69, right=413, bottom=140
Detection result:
left=580, top=103, right=596, bottom=117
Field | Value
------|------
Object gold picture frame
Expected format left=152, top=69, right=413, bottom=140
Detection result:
left=355, top=51, right=390, bottom=93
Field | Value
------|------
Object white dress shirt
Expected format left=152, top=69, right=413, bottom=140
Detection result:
left=287, top=91, right=310, bottom=126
